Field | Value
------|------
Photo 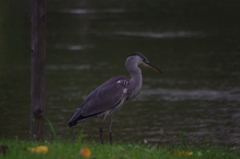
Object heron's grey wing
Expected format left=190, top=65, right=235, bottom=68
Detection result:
left=68, top=76, right=129, bottom=127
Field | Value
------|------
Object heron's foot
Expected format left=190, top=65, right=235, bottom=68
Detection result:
left=99, top=127, right=104, bottom=145
left=100, top=137, right=104, bottom=145
left=109, top=130, right=113, bottom=145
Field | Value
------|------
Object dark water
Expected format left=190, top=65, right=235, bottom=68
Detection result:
left=0, top=0, right=240, bottom=149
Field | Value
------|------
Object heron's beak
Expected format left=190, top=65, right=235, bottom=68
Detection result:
left=144, top=62, right=163, bottom=73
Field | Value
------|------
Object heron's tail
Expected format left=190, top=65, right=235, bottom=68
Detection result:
left=68, top=120, right=77, bottom=127
left=68, top=108, right=100, bottom=127
left=68, top=108, right=82, bottom=127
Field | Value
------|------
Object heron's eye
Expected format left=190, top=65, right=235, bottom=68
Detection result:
left=143, top=59, right=149, bottom=64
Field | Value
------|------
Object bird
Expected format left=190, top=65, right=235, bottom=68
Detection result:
left=68, top=52, right=162, bottom=144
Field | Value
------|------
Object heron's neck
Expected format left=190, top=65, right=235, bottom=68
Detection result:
left=126, top=64, right=143, bottom=95
left=125, top=56, right=143, bottom=93
left=129, top=67, right=142, bottom=87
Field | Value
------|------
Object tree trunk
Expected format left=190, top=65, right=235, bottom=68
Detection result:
left=30, top=0, right=46, bottom=141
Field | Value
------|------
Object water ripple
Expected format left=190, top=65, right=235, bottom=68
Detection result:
left=46, top=65, right=90, bottom=71
left=62, top=8, right=126, bottom=14
left=113, top=31, right=205, bottom=38
left=139, top=88, right=240, bottom=101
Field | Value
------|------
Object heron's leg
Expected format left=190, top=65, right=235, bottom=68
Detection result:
left=108, top=115, right=113, bottom=144
left=99, top=114, right=108, bottom=144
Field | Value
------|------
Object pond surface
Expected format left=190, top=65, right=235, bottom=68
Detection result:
left=0, top=0, right=240, bottom=149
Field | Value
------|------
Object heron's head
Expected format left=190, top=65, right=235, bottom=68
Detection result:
left=127, top=52, right=163, bottom=73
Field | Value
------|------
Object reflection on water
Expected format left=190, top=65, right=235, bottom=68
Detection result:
left=0, top=0, right=240, bottom=149
left=46, top=65, right=91, bottom=71
left=112, top=31, right=205, bottom=38
left=55, top=44, right=94, bottom=51
left=140, top=87, right=240, bottom=102
left=63, top=9, right=126, bottom=14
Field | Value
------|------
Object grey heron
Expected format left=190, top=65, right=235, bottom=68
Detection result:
left=68, top=53, right=162, bottom=144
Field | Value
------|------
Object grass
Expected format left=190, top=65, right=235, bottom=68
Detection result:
left=0, top=137, right=239, bottom=159
left=1, top=121, right=238, bottom=158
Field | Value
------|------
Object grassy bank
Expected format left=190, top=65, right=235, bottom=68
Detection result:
left=0, top=138, right=239, bottom=159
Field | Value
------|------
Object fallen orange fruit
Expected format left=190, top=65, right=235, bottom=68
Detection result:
left=79, top=148, right=91, bottom=158
left=173, top=150, right=193, bottom=156
left=27, top=145, right=49, bottom=154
